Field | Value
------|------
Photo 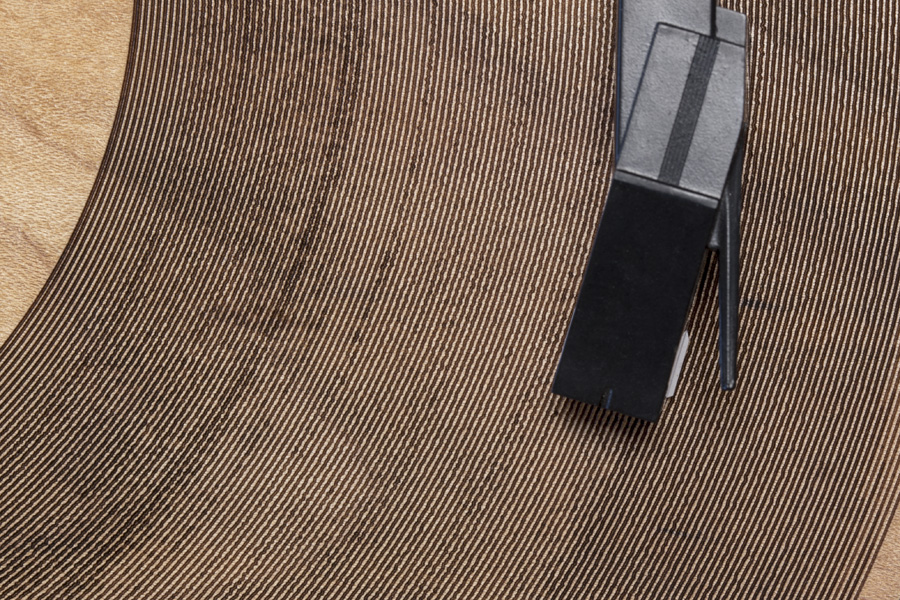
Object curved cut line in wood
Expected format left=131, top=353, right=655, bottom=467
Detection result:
left=0, top=0, right=134, bottom=346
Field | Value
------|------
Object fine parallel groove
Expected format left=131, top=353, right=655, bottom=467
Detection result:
left=1, top=0, right=900, bottom=598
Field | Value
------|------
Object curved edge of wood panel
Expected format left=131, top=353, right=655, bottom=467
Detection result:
left=0, top=0, right=133, bottom=345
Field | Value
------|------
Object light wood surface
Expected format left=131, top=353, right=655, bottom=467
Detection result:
left=1, top=1, right=898, bottom=597
left=0, top=0, right=131, bottom=344
left=862, top=516, right=900, bottom=600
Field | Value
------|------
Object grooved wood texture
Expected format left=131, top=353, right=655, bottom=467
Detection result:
left=2, top=1, right=900, bottom=598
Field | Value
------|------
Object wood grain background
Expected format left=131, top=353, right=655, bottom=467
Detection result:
left=1, top=1, right=898, bottom=597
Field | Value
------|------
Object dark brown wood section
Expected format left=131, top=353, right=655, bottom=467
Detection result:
left=1, top=1, right=900, bottom=598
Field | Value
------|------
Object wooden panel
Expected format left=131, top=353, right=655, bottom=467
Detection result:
left=0, top=0, right=131, bottom=344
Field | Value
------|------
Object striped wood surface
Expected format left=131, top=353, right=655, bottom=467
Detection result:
left=2, top=1, right=900, bottom=598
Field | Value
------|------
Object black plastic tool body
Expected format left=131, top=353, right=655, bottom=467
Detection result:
left=615, top=0, right=715, bottom=158
left=553, top=174, right=718, bottom=421
left=553, top=2, right=747, bottom=421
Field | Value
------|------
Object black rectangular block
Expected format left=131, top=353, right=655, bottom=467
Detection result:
left=552, top=173, right=718, bottom=421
